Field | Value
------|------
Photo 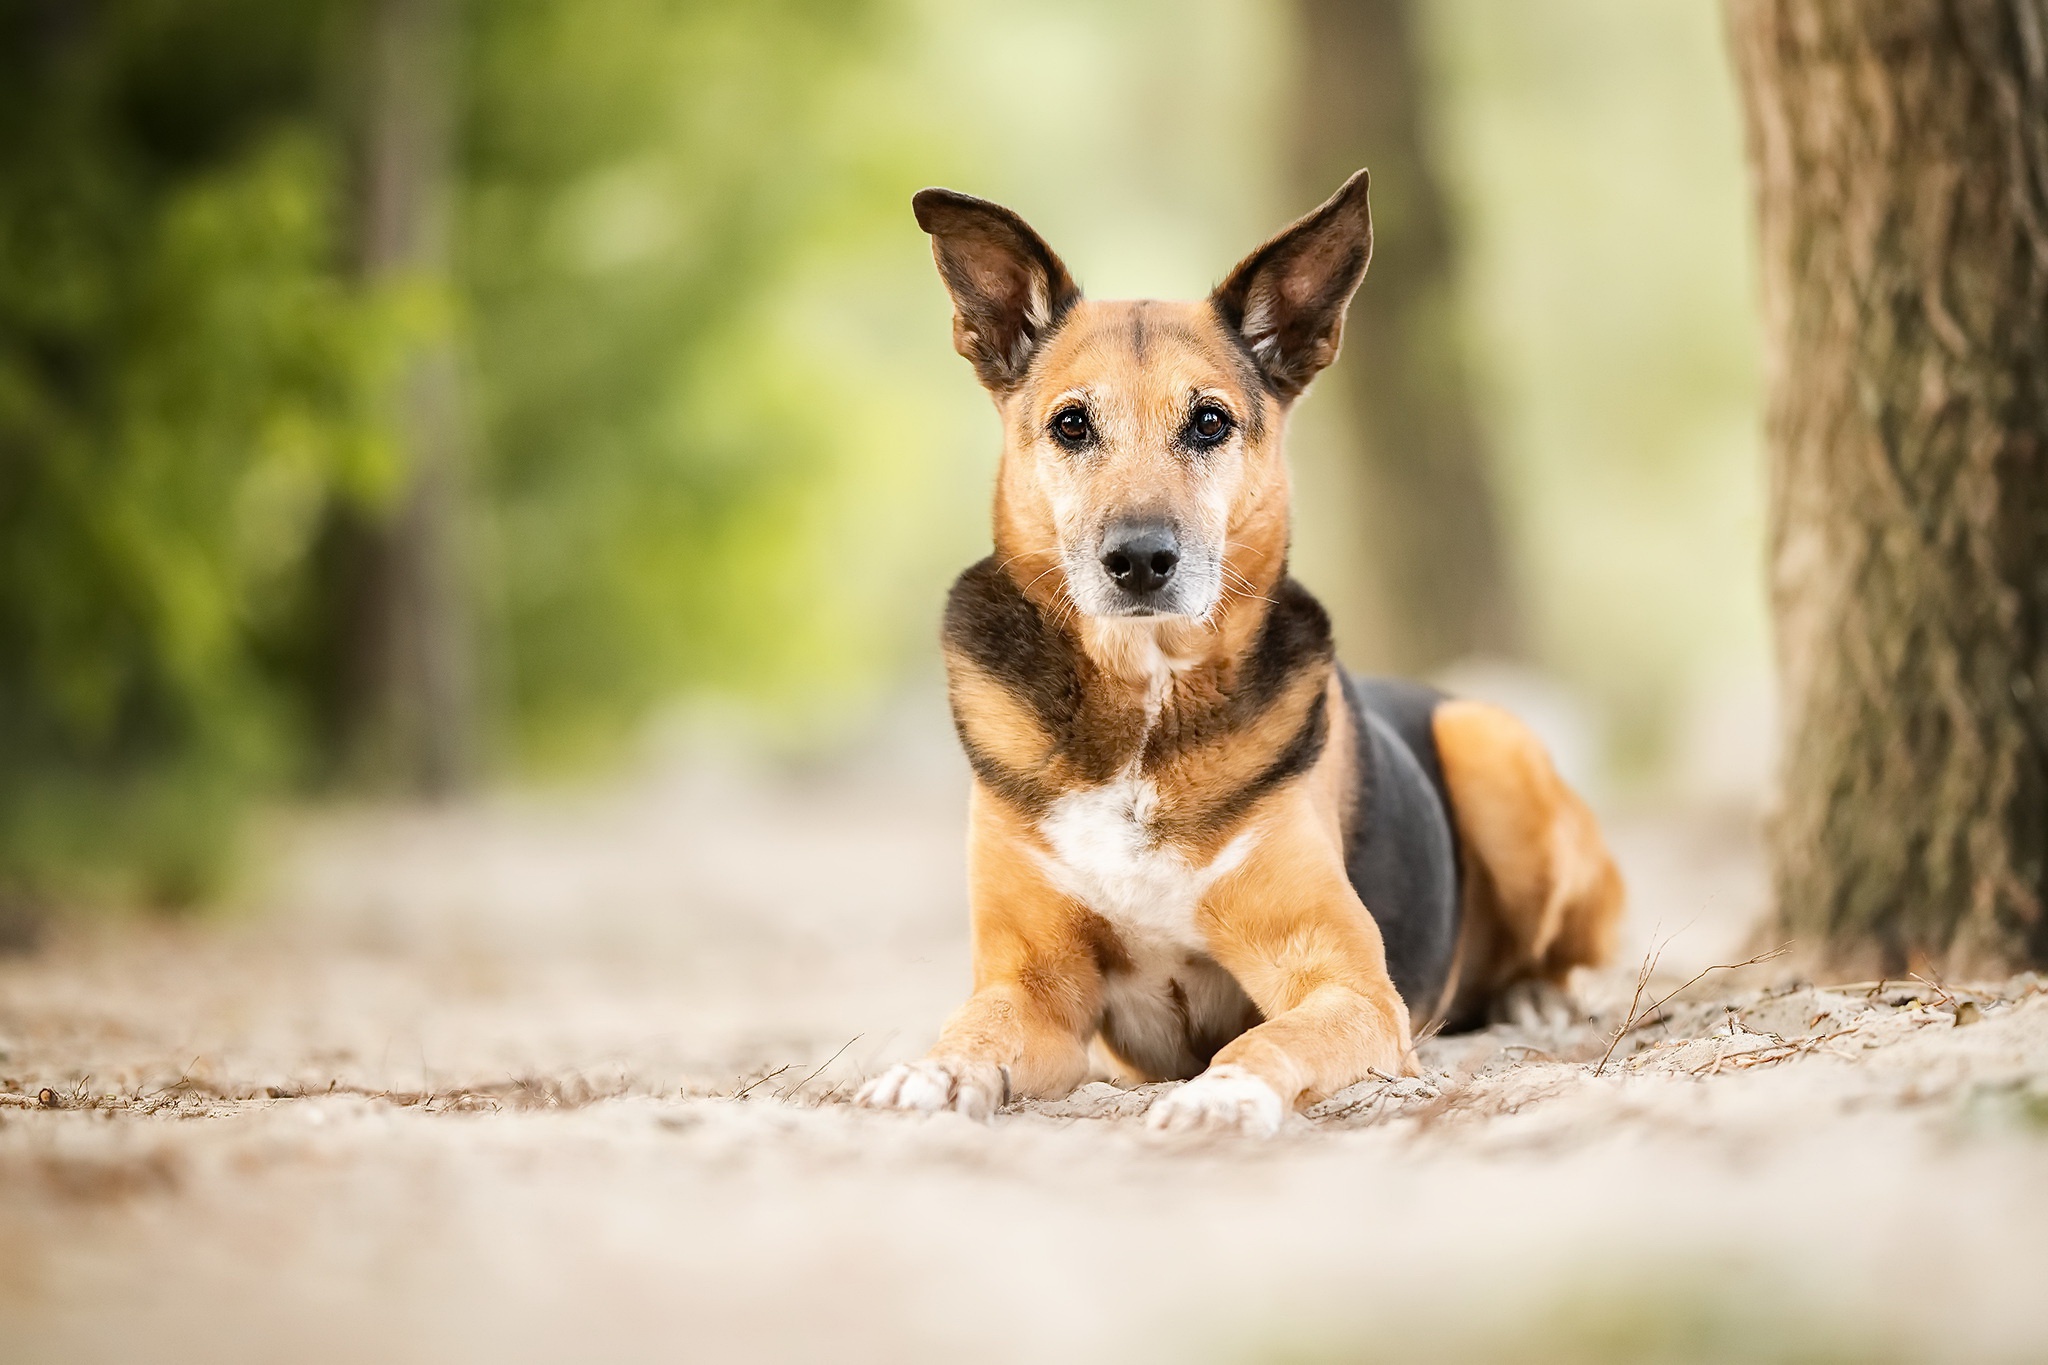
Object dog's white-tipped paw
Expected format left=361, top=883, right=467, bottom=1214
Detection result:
left=854, top=1057, right=1006, bottom=1121
left=1145, top=1065, right=1287, bottom=1138
left=1494, top=977, right=1581, bottom=1032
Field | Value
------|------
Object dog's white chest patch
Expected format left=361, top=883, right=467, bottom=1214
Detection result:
left=1035, top=769, right=1254, bottom=948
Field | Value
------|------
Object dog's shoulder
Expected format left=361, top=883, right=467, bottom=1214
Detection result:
left=941, top=557, right=1109, bottom=810
left=941, top=555, right=1084, bottom=728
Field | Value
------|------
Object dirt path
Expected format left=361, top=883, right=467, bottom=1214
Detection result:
left=3, top=760, right=2046, bottom=1364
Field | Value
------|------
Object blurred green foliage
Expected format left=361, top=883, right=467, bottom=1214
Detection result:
left=0, top=0, right=403, bottom=904
left=0, top=0, right=914, bottom=904
left=0, top=0, right=1766, bottom=908
left=460, top=0, right=919, bottom=764
left=1255, top=1275, right=1909, bottom=1365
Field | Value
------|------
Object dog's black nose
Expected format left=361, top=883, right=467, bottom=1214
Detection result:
left=1099, top=522, right=1180, bottom=596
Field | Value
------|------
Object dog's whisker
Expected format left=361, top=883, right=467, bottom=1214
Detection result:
left=1019, top=562, right=1067, bottom=597
left=1001, top=550, right=1057, bottom=582
left=1051, top=585, right=1083, bottom=633
left=1217, top=555, right=1277, bottom=609
left=1220, top=570, right=1264, bottom=598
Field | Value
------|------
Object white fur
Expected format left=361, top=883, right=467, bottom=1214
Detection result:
left=1240, top=288, right=1282, bottom=367
left=1060, top=545, right=1224, bottom=622
left=1034, top=626, right=1256, bottom=949
left=1089, top=620, right=1176, bottom=705
left=855, top=1059, right=1003, bottom=1121
left=1146, top=1065, right=1286, bottom=1137
left=1034, top=772, right=1255, bottom=952
left=1494, top=977, right=1580, bottom=1032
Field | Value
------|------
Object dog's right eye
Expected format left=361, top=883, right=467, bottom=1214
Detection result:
left=1051, top=408, right=1093, bottom=447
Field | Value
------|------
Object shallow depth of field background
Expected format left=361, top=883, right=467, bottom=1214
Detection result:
left=24, top=12, right=2048, bottom=1365
left=0, top=0, right=1764, bottom=908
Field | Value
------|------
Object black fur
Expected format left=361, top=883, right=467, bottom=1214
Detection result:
left=1195, top=689, right=1329, bottom=840
left=1233, top=578, right=1335, bottom=715
left=913, top=188, right=1082, bottom=392
left=1209, top=168, right=1373, bottom=401
left=1340, top=675, right=1461, bottom=1019
left=942, top=557, right=1087, bottom=813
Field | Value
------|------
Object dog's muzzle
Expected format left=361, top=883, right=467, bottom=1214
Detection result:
left=1073, top=519, right=1219, bottom=618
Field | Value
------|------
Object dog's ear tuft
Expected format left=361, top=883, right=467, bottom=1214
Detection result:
left=1210, top=168, right=1373, bottom=402
left=913, top=188, right=1082, bottom=393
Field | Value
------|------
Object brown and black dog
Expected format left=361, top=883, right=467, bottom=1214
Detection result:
left=856, top=170, right=1624, bottom=1135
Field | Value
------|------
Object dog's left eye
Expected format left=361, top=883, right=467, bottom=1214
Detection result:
left=1187, top=404, right=1232, bottom=447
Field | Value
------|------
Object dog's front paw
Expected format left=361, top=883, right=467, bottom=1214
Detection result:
left=854, top=1057, right=1007, bottom=1121
left=1145, top=1065, right=1287, bottom=1138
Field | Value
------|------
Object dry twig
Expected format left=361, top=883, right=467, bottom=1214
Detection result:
left=1593, top=943, right=1792, bottom=1077
left=1686, top=1026, right=1860, bottom=1076
left=777, top=1035, right=862, bottom=1101
left=1908, top=970, right=1956, bottom=1009
left=731, top=1065, right=790, bottom=1100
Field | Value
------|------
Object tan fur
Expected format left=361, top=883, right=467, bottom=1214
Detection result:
left=937, top=762, right=1417, bottom=1108
left=1432, top=700, right=1625, bottom=1022
left=946, top=669, right=1056, bottom=773
left=1196, top=782, right=1416, bottom=1100
left=993, top=302, right=1289, bottom=642
left=925, top=787, right=1104, bottom=1100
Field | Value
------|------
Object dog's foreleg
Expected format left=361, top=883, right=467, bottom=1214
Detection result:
left=1148, top=796, right=1413, bottom=1136
left=857, top=807, right=1099, bottom=1119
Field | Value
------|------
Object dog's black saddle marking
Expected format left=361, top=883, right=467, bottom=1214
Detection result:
left=1341, top=675, right=1461, bottom=1022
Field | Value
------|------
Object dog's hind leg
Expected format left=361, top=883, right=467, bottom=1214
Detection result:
left=1431, top=700, right=1625, bottom=1028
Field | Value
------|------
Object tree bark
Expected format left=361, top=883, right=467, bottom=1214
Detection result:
left=1291, top=0, right=1518, bottom=673
left=1726, top=0, right=2048, bottom=972
left=340, top=0, right=476, bottom=795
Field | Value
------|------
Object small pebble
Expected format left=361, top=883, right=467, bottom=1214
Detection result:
left=1953, top=1000, right=1982, bottom=1027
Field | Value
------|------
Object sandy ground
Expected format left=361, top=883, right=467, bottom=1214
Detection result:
left=3, top=751, right=2047, bottom=1364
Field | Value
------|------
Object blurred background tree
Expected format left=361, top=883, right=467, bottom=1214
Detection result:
left=456, top=0, right=921, bottom=769
left=1727, top=0, right=2048, bottom=973
left=325, top=0, right=474, bottom=796
left=0, top=0, right=1769, bottom=913
left=1290, top=0, right=1517, bottom=676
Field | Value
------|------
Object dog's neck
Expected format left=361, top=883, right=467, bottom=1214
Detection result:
left=1073, top=602, right=1262, bottom=692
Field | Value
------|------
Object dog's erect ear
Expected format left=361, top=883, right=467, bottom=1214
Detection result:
left=1210, top=168, right=1373, bottom=401
left=913, top=188, right=1082, bottom=394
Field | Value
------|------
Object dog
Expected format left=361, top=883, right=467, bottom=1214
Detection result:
left=855, top=169, right=1624, bottom=1136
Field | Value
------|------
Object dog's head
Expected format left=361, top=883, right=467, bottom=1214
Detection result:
left=916, top=171, right=1371, bottom=622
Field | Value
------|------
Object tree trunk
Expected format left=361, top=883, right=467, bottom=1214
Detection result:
left=1291, top=0, right=1519, bottom=673
left=1726, top=0, right=2048, bottom=973
left=341, top=0, right=476, bottom=795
